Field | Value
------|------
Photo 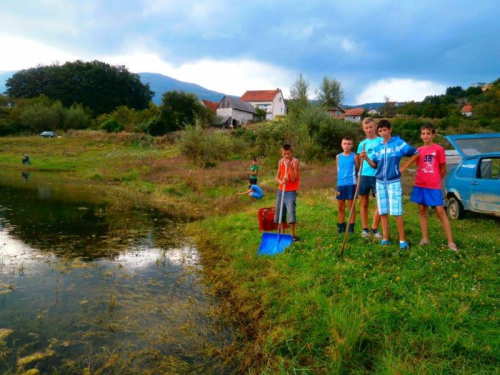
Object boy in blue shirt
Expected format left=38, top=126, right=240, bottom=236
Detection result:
left=361, top=120, right=417, bottom=249
left=357, top=117, right=382, bottom=238
left=336, top=136, right=360, bottom=234
left=237, top=179, right=264, bottom=200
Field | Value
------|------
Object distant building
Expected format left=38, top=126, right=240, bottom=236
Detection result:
left=216, top=96, right=257, bottom=128
left=470, top=82, right=486, bottom=88
left=240, top=89, right=286, bottom=120
left=344, top=108, right=364, bottom=123
left=327, top=107, right=346, bottom=120
left=482, top=83, right=493, bottom=92
left=201, top=99, right=218, bottom=114
left=461, top=103, right=474, bottom=117
left=367, top=109, right=380, bottom=116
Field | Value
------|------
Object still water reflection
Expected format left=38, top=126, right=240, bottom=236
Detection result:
left=0, top=172, right=234, bottom=374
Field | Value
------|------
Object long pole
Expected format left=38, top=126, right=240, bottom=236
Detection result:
left=340, top=145, right=364, bottom=259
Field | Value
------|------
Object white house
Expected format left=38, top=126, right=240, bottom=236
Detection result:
left=216, top=96, right=257, bottom=128
left=367, top=109, right=380, bottom=116
left=344, top=108, right=364, bottom=123
left=240, top=89, right=286, bottom=120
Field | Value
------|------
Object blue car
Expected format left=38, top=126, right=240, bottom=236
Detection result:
left=443, top=133, right=500, bottom=220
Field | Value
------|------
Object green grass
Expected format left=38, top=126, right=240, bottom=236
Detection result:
left=190, top=190, right=500, bottom=374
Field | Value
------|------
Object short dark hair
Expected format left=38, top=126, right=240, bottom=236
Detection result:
left=342, top=136, right=353, bottom=142
left=377, top=119, right=391, bottom=130
left=248, top=179, right=255, bottom=184
left=252, top=158, right=257, bottom=162
left=420, top=123, right=436, bottom=134
left=282, top=144, right=292, bottom=151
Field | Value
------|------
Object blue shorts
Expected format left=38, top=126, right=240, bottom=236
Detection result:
left=336, top=185, right=356, bottom=200
left=251, top=192, right=263, bottom=199
left=358, top=176, right=376, bottom=196
left=376, top=180, right=403, bottom=216
left=410, top=186, right=444, bottom=207
left=274, top=190, right=297, bottom=224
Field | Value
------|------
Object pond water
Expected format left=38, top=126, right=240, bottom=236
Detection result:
left=0, top=172, right=234, bottom=374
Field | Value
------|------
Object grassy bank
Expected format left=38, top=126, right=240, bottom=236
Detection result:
left=189, top=191, right=500, bottom=374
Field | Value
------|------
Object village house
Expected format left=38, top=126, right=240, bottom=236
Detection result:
left=240, top=89, right=286, bottom=120
left=201, top=99, right=218, bottom=114
left=215, top=96, right=257, bottom=128
left=367, top=109, right=380, bottom=116
left=344, top=107, right=365, bottom=123
left=327, top=107, right=346, bottom=120
left=461, top=103, right=474, bottom=117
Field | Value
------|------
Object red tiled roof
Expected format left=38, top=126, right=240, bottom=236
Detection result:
left=461, top=104, right=474, bottom=113
left=344, top=107, right=364, bottom=116
left=241, top=90, right=280, bottom=102
left=202, top=100, right=218, bottom=113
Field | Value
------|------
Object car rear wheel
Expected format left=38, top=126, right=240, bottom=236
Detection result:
left=447, top=196, right=465, bottom=220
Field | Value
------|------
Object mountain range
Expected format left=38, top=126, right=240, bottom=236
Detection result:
left=0, top=70, right=384, bottom=108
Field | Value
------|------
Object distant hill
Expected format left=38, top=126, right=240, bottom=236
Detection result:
left=343, top=102, right=386, bottom=109
left=139, top=73, right=226, bottom=104
left=0, top=71, right=16, bottom=94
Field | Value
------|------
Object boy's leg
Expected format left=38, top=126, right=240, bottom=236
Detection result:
left=372, top=207, right=381, bottom=231
left=435, top=206, right=456, bottom=246
left=418, top=204, right=429, bottom=243
left=380, top=214, right=389, bottom=241
left=274, top=190, right=287, bottom=234
left=360, top=194, right=369, bottom=229
left=337, top=199, right=346, bottom=223
left=285, top=191, right=297, bottom=237
left=394, top=215, right=406, bottom=242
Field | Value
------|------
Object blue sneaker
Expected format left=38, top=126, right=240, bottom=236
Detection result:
left=380, top=240, right=391, bottom=246
left=399, top=241, right=409, bottom=250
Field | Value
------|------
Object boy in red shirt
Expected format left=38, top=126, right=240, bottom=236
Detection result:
left=401, top=124, right=457, bottom=250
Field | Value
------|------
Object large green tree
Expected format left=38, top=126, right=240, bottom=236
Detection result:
left=288, top=73, right=310, bottom=114
left=149, top=90, right=213, bottom=135
left=6, top=60, right=154, bottom=115
left=316, top=76, right=344, bottom=108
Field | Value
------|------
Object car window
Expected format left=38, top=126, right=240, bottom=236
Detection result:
left=478, top=158, right=500, bottom=179
left=456, top=159, right=478, bottom=178
left=454, top=137, right=500, bottom=156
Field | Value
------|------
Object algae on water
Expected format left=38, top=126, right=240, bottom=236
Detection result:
left=0, top=328, right=14, bottom=344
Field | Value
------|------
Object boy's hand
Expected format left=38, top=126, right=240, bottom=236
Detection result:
left=359, top=151, right=367, bottom=159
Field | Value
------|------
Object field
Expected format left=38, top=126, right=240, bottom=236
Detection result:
left=2, top=132, right=499, bottom=374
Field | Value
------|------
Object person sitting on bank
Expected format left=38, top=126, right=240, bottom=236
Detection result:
left=237, top=179, right=264, bottom=200
left=22, top=154, right=31, bottom=165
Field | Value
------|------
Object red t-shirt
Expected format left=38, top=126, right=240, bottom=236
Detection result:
left=415, top=144, right=446, bottom=189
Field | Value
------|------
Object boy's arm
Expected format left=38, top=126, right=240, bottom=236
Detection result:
left=286, top=158, right=299, bottom=182
left=400, top=153, right=419, bottom=173
left=439, top=163, right=447, bottom=178
left=275, top=161, right=283, bottom=184
left=237, top=188, right=252, bottom=195
left=354, top=154, right=360, bottom=174
left=360, top=151, right=377, bottom=168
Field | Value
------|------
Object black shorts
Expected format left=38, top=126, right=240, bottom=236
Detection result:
left=358, top=176, right=377, bottom=196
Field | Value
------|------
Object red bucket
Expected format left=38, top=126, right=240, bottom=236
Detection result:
left=258, top=207, right=288, bottom=232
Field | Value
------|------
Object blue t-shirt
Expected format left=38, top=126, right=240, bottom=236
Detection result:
left=337, top=153, right=356, bottom=186
left=357, top=137, right=382, bottom=177
left=251, top=184, right=263, bottom=199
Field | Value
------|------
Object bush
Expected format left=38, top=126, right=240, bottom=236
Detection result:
left=100, top=119, right=124, bottom=133
left=180, top=125, right=245, bottom=167
left=391, top=118, right=429, bottom=144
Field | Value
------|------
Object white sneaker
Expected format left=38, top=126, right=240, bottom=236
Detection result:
left=373, top=231, right=382, bottom=239
left=361, top=230, right=370, bottom=238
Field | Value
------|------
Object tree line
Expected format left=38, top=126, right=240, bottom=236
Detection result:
left=0, top=61, right=213, bottom=136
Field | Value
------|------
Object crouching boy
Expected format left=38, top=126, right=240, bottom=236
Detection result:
left=336, top=136, right=360, bottom=234
left=237, top=179, right=264, bottom=200
left=361, top=120, right=417, bottom=249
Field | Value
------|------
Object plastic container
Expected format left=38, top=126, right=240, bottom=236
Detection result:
left=258, top=207, right=288, bottom=231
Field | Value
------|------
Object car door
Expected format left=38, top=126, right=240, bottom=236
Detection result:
left=470, top=157, right=500, bottom=215
left=454, top=158, right=480, bottom=210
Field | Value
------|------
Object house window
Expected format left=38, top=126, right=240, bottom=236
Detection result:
left=279, top=97, right=282, bottom=102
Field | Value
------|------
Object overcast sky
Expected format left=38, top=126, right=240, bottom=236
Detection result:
left=0, top=0, right=498, bottom=104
